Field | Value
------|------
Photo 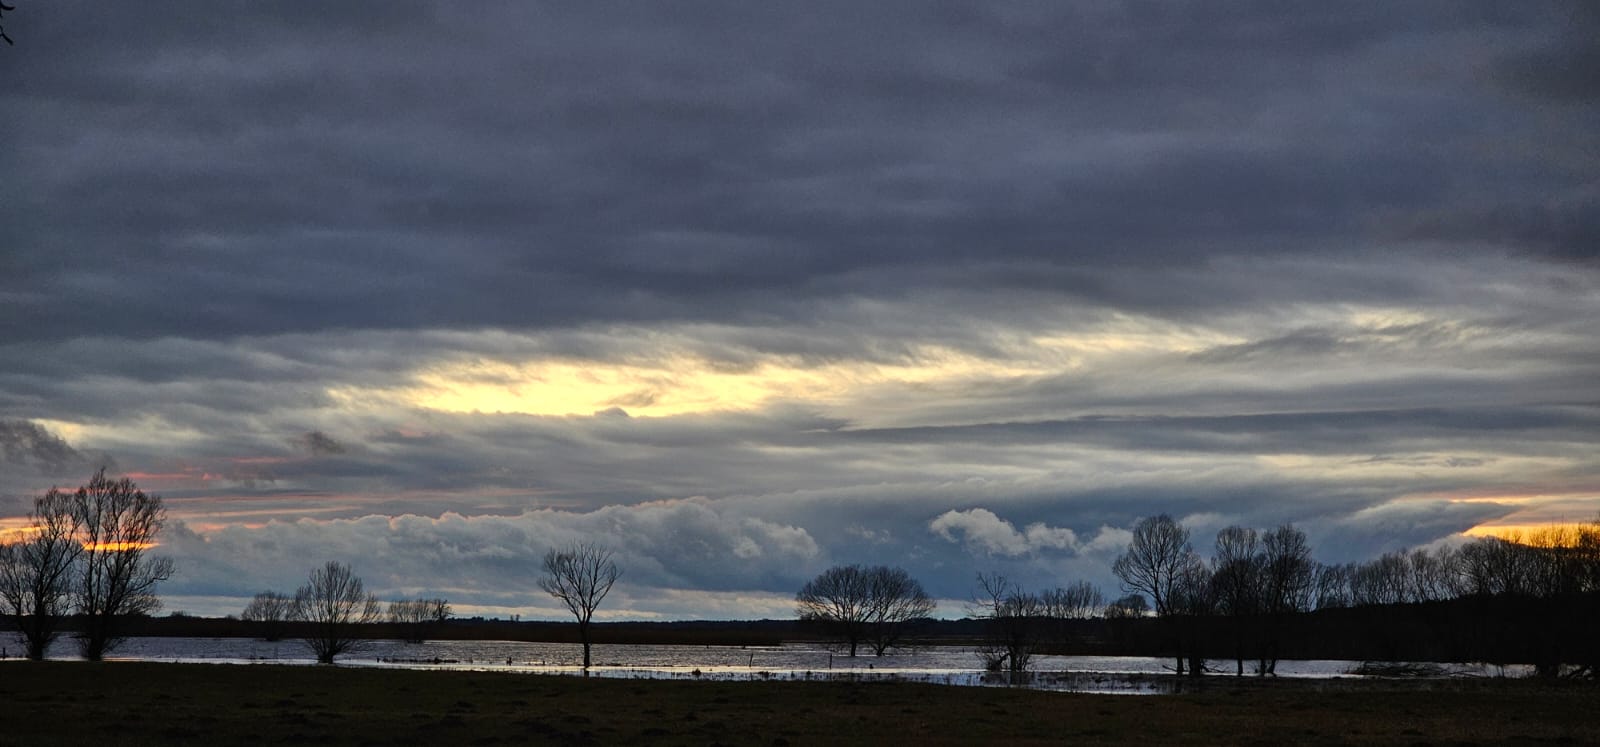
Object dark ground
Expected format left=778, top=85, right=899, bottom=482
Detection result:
left=0, top=660, right=1596, bottom=745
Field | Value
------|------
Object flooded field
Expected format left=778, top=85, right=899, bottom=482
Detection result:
left=1, top=634, right=1528, bottom=693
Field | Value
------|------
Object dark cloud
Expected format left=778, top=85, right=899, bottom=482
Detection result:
left=1485, top=1, right=1600, bottom=103
left=294, top=430, right=347, bottom=456
left=2, top=2, right=1593, bottom=344
left=1394, top=189, right=1600, bottom=263
left=0, top=420, right=116, bottom=511
left=2, top=2, right=1596, bottom=616
left=0, top=419, right=90, bottom=472
left=841, top=406, right=1600, bottom=460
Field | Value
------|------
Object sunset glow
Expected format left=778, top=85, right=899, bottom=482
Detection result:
left=395, top=346, right=1059, bottom=418
left=0, top=524, right=42, bottom=543
left=1, top=3, right=1594, bottom=622
left=80, top=541, right=159, bottom=552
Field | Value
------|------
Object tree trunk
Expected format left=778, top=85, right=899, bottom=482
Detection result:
left=580, top=621, right=592, bottom=668
left=1234, top=617, right=1245, bottom=676
left=19, top=615, right=54, bottom=660
left=1170, top=618, right=1184, bottom=676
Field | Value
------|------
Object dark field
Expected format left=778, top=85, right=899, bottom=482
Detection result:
left=0, top=661, right=1596, bottom=746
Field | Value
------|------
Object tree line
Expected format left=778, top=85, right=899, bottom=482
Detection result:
left=1104, top=514, right=1600, bottom=678
left=0, top=469, right=172, bottom=660
left=1, top=471, right=623, bottom=667
left=231, top=543, right=616, bottom=665
left=795, top=513, right=1600, bottom=679
left=6, top=471, right=1598, bottom=676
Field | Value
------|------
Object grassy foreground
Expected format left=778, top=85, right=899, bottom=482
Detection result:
left=1, top=662, right=1596, bottom=746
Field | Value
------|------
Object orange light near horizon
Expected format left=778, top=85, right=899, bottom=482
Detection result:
left=1451, top=489, right=1600, bottom=540
left=1464, top=524, right=1543, bottom=539
left=1464, top=520, right=1600, bottom=542
left=80, top=541, right=158, bottom=552
left=0, top=525, right=42, bottom=543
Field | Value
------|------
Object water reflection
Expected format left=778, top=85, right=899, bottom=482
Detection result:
left=0, top=634, right=1528, bottom=694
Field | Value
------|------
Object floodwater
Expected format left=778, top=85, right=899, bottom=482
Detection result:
left=0, top=634, right=1528, bottom=694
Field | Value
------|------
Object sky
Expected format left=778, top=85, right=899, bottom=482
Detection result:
left=1, top=2, right=1596, bottom=620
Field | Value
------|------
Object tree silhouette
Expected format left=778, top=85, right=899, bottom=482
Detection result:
left=388, top=597, right=451, bottom=643
left=539, top=542, right=619, bottom=668
left=1210, top=526, right=1260, bottom=675
left=291, top=561, right=382, bottom=664
left=796, top=564, right=934, bottom=656
left=71, top=470, right=176, bottom=661
left=0, top=487, right=83, bottom=659
left=970, top=572, right=1042, bottom=676
left=1256, top=524, right=1315, bottom=673
left=1039, top=580, right=1103, bottom=656
left=240, top=591, right=292, bottom=641
left=1113, top=514, right=1200, bottom=675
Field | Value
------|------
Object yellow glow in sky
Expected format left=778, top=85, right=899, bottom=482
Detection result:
left=1034, top=319, right=1239, bottom=355
left=353, top=317, right=1268, bottom=419
left=0, top=524, right=42, bottom=543
left=394, top=346, right=1051, bottom=417
left=81, top=541, right=158, bottom=552
left=1456, top=490, right=1600, bottom=537
left=370, top=309, right=1459, bottom=419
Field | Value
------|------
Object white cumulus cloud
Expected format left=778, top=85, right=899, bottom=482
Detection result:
left=928, top=508, right=1079, bottom=557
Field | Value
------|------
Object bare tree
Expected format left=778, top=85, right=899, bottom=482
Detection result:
left=1350, top=551, right=1412, bottom=605
left=1576, top=517, right=1600, bottom=594
left=1113, top=515, right=1193, bottom=617
left=0, top=487, right=84, bottom=659
left=1039, top=580, right=1103, bottom=655
left=70, top=470, right=176, bottom=661
left=1112, top=514, right=1200, bottom=675
left=1256, top=524, right=1315, bottom=674
left=291, top=561, right=382, bottom=664
left=1406, top=547, right=1457, bottom=602
left=539, top=542, right=620, bottom=668
left=797, top=564, right=935, bottom=657
left=1210, top=526, right=1261, bottom=675
left=1312, top=562, right=1353, bottom=610
left=1171, top=552, right=1215, bottom=677
left=862, top=566, right=935, bottom=655
left=1040, top=581, right=1104, bottom=621
left=1522, top=525, right=1589, bottom=598
left=1457, top=536, right=1535, bottom=597
left=796, top=565, right=870, bottom=656
left=970, top=572, right=1042, bottom=676
left=388, top=597, right=451, bottom=643
left=240, top=591, right=292, bottom=641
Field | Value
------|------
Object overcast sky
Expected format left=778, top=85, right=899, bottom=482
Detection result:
left=1, top=2, right=1596, bottom=619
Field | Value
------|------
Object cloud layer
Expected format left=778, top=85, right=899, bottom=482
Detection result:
left=1, top=2, right=1595, bottom=616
